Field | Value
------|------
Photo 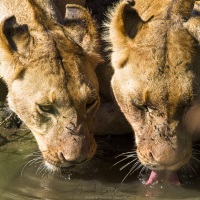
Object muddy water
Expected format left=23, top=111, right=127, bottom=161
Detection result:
left=0, top=128, right=200, bottom=200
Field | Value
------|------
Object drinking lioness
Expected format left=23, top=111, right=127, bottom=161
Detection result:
left=106, top=0, right=200, bottom=184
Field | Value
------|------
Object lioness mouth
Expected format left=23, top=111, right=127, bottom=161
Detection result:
left=45, top=161, right=76, bottom=172
left=146, top=170, right=180, bottom=185
left=44, top=154, right=90, bottom=172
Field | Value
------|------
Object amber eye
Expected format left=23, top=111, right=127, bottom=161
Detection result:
left=38, top=104, right=54, bottom=113
left=86, top=99, right=98, bottom=114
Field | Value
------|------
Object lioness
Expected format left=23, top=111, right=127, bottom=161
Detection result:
left=0, top=0, right=103, bottom=171
left=106, top=0, right=200, bottom=184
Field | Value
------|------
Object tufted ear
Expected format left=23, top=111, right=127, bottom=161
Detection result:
left=105, top=1, right=145, bottom=52
left=0, top=16, right=31, bottom=55
left=181, top=2, right=200, bottom=42
left=54, top=0, right=86, bottom=17
left=184, top=17, right=200, bottom=42
left=0, top=16, right=31, bottom=84
left=63, top=4, right=99, bottom=55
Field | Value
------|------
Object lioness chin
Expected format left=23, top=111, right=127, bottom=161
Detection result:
left=106, top=0, right=200, bottom=184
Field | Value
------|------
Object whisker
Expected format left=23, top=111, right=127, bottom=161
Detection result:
left=121, top=161, right=140, bottom=183
left=192, top=149, right=200, bottom=155
left=180, top=163, right=187, bottom=174
left=36, top=162, right=45, bottom=175
left=24, top=151, right=42, bottom=159
left=40, top=164, right=48, bottom=178
left=42, top=165, right=49, bottom=178
left=115, top=152, right=137, bottom=158
left=187, top=162, right=197, bottom=174
left=191, top=156, right=200, bottom=164
left=24, top=154, right=42, bottom=159
left=120, top=158, right=138, bottom=171
left=111, top=155, right=135, bottom=168
left=21, top=157, right=42, bottom=177
left=42, top=167, right=48, bottom=178
left=130, top=163, right=143, bottom=175
left=34, top=160, right=44, bottom=165
left=138, top=166, right=146, bottom=178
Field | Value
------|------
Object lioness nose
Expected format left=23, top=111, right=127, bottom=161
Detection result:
left=149, top=152, right=154, bottom=159
left=58, top=151, right=87, bottom=164
left=58, top=151, right=67, bottom=162
left=147, top=148, right=185, bottom=167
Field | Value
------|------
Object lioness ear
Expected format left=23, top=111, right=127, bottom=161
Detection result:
left=0, top=16, right=31, bottom=55
left=0, top=16, right=30, bottom=84
left=106, top=1, right=144, bottom=51
left=63, top=5, right=99, bottom=54
left=184, top=16, right=200, bottom=43
left=183, top=2, right=200, bottom=43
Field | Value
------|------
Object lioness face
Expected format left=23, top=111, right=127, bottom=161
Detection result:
left=111, top=63, right=193, bottom=171
left=0, top=3, right=101, bottom=170
left=8, top=50, right=99, bottom=170
left=107, top=1, right=200, bottom=171
left=8, top=53, right=99, bottom=169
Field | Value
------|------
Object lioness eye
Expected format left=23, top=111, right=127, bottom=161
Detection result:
left=132, top=101, right=149, bottom=112
left=138, top=105, right=149, bottom=112
left=38, top=104, right=54, bottom=113
left=86, top=99, right=98, bottom=114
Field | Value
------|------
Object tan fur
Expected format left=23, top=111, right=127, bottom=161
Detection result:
left=0, top=0, right=102, bottom=170
left=54, top=0, right=86, bottom=18
left=106, top=0, right=200, bottom=171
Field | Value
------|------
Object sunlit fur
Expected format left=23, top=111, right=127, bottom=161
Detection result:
left=105, top=0, right=200, bottom=172
left=0, top=0, right=101, bottom=170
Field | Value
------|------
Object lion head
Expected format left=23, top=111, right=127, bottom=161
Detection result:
left=0, top=0, right=102, bottom=171
left=106, top=0, right=200, bottom=172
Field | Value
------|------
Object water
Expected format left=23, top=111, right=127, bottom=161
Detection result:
left=0, top=88, right=200, bottom=200
left=1, top=129, right=200, bottom=200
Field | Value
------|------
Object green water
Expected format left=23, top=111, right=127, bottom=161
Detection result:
left=0, top=130, right=200, bottom=200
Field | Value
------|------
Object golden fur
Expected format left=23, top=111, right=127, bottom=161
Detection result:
left=0, top=0, right=102, bottom=170
left=106, top=0, right=200, bottom=171
left=54, top=0, right=85, bottom=17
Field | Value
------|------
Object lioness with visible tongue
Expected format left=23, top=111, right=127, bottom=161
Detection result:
left=106, top=0, right=200, bottom=185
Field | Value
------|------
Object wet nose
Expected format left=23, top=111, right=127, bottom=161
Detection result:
left=149, top=152, right=154, bottom=160
left=58, top=151, right=87, bottom=164
left=146, top=149, right=184, bottom=167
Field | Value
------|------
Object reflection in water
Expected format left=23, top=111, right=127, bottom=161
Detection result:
left=0, top=132, right=200, bottom=200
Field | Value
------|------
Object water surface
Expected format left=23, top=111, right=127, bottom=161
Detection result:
left=0, top=129, right=200, bottom=200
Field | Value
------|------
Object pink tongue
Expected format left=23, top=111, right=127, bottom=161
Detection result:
left=146, top=170, right=180, bottom=185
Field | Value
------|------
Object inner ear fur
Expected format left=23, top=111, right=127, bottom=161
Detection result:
left=0, top=16, right=31, bottom=55
left=0, top=16, right=30, bottom=84
left=106, top=1, right=144, bottom=51
left=63, top=4, right=100, bottom=56
left=180, top=1, right=200, bottom=43
left=123, top=4, right=144, bottom=39
left=184, top=16, right=200, bottom=43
